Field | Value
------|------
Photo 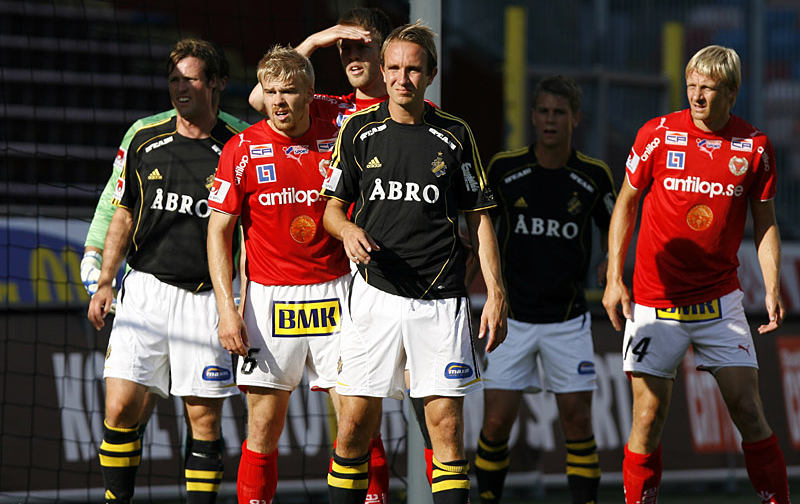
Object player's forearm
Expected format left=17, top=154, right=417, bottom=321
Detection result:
left=753, top=205, right=782, bottom=297
left=467, top=211, right=506, bottom=300
left=323, top=199, right=355, bottom=241
left=606, top=182, right=640, bottom=284
left=98, top=207, right=133, bottom=286
left=85, top=167, right=122, bottom=249
left=248, top=83, right=266, bottom=115
left=207, top=212, right=238, bottom=314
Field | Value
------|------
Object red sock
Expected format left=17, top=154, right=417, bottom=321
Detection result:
left=237, top=440, right=278, bottom=504
left=623, top=443, right=661, bottom=504
left=330, top=438, right=337, bottom=473
left=424, top=447, right=434, bottom=486
left=366, top=436, right=389, bottom=504
left=742, top=433, right=790, bottom=504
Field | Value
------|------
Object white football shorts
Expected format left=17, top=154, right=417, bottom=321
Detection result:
left=336, top=273, right=481, bottom=400
left=482, top=313, right=597, bottom=394
left=103, top=269, right=237, bottom=398
left=236, top=275, right=349, bottom=392
left=623, top=289, right=758, bottom=379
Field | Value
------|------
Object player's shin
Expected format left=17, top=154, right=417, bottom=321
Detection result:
left=474, top=430, right=510, bottom=504
left=565, top=436, right=600, bottom=504
left=99, top=421, right=142, bottom=504
left=622, top=443, right=661, bottom=504
left=742, top=433, right=791, bottom=504
left=185, top=438, right=224, bottom=504
left=366, top=436, right=389, bottom=503
left=328, top=452, right=369, bottom=504
left=431, top=457, right=470, bottom=504
left=236, top=440, right=278, bottom=504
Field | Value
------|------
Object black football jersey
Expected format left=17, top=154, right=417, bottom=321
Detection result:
left=322, top=102, right=495, bottom=299
left=487, top=147, right=616, bottom=322
left=113, top=116, right=244, bottom=291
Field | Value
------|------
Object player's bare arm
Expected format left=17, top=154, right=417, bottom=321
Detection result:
left=465, top=210, right=507, bottom=352
left=602, top=180, right=641, bottom=331
left=751, top=197, right=786, bottom=334
left=323, top=198, right=380, bottom=264
left=247, top=24, right=372, bottom=113
left=88, top=207, right=133, bottom=330
left=208, top=210, right=249, bottom=356
left=597, top=228, right=609, bottom=287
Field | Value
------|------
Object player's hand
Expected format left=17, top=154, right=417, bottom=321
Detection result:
left=218, top=307, right=249, bottom=357
left=302, top=24, right=372, bottom=52
left=479, top=291, right=507, bottom=353
left=602, top=279, right=631, bottom=332
left=758, top=291, right=785, bottom=334
left=341, top=226, right=380, bottom=265
left=88, top=283, right=116, bottom=330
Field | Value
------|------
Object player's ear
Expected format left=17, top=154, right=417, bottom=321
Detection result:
left=427, top=66, right=438, bottom=85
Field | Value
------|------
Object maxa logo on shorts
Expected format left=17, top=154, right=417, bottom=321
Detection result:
left=202, top=365, right=232, bottom=381
left=273, top=299, right=341, bottom=337
left=655, top=298, right=722, bottom=322
left=444, top=362, right=473, bottom=379
left=577, top=361, right=595, bottom=375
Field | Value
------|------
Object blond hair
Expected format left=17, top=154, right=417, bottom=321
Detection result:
left=685, top=45, right=741, bottom=92
left=256, top=45, right=314, bottom=89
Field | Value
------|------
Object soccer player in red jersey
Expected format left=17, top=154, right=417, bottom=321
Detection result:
left=207, top=45, right=346, bottom=504
left=603, top=45, right=790, bottom=504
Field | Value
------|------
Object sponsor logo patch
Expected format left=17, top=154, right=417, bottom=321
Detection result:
left=323, top=167, right=342, bottom=192
left=208, top=178, right=231, bottom=204
left=283, top=145, right=309, bottom=163
left=316, top=138, right=336, bottom=152
left=697, top=138, right=722, bottom=159
left=290, top=215, right=317, bottom=243
left=665, top=131, right=688, bottom=146
left=461, top=162, right=479, bottom=192
left=577, top=361, right=595, bottom=375
left=731, top=137, right=753, bottom=152
left=145, top=135, right=173, bottom=153
left=444, top=362, right=474, bottom=379
left=113, top=177, right=125, bottom=200
left=202, top=365, right=232, bottom=381
left=686, top=204, right=713, bottom=231
left=626, top=149, right=640, bottom=173
left=655, top=298, right=722, bottom=322
left=250, top=144, right=273, bottom=158
left=257, top=163, right=276, bottom=184
left=273, top=299, right=341, bottom=337
left=503, top=167, right=531, bottom=184
left=666, top=151, right=685, bottom=169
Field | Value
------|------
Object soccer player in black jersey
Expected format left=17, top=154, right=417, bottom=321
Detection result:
left=472, top=76, right=616, bottom=504
left=322, top=23, right=507, bottom=504
left=88, top=38, right=245, bottom=504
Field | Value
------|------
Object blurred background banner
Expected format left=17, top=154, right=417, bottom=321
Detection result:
left=2, top=0, right=800, bottom=502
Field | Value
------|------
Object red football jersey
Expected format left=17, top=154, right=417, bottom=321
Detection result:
left=625, top=109, right=776, bottom=307
left=310, top=92, right=386, bottom=127
left=209, top=118, right=349, bottom=286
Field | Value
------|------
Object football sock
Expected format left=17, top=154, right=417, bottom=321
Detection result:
left=366, top=436, right=389, bottom=503
left=328, top=452, right=369, bottom=504
left=566, top=435, right=600, bottom=504
left=185, top=438, right=224, bottom=504
left=431, top=457, right=470, bottom=504
left=99, top=420, right=141, bottom=504
left=622, top=443, right=661, bottom=504
left=474, top=430, right=509, bottom=504
left=236, top=440, right=278, bottom=504
left=742, top=433, right=791, bottom=504
left=424, top=447, right=434, bottom=486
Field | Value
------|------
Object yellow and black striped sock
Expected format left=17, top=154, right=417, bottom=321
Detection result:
left=185, top=438, right=224, bottom=504
left=566, top=435, right=600, bottom=504
left=431, top=456, right=470, bottom=504
left=99, top=420, right=141, bottom=503
left=474, top=430, right=509, bottom=503
left=328, top=451, right=369, bottom=504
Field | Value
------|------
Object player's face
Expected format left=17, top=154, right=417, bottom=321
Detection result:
left=686, top=70, right=736, bottom=132
left=168, top=56, right=217, bottom=121
left=531, top=92, right=579, bottom=149
left=261, top=75, right=314, bottom=137
left=339, top=36, right=382, bottom=91
left=381, top=40, right=436, bottom=109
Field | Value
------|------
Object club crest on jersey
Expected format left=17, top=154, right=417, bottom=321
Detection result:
left=431, top=151, right=447, bottom=178
left=666, top=151, right=685, bottom=169
left=273, top=299, right=341, bottom=337
left=731, top=137, right=753, bottom=152
left=567, top=192, right=582, bottom=215
left=209, top=177, right=231, bottom=204
left=205, top=174, right=215, bottom=190
left=318, top=158, right=330, bottom=177
left=656, top=298, right=722, bottom=322
left=316, top=138, right=336, bottom=153
left=729, top=156, right=749, bottom=176
left=283, top=145, right=309, bottom=163
left=665, top=131, right=688, bottom=146
left=696, top=138, right=722, bottom=159
left=257, top=164, right=277, bottom=184
left=290, top=214, right=317, bottom=243
left=250, top=144, right=273, bottom=158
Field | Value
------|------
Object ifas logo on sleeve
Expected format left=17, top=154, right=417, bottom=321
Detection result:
left=208, top=177, right=231, bottom=204
left=272, top=298, right=341, bottom=337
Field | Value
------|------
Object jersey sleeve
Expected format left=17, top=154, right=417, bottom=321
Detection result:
left=208, top=137, right=246, bottom=215
left=624, top=122, right=657, bottom=191
left=591, top=161, right=616, bottom=231
left=321, top=120, right=360, bottom=203
left=218, top=110, right=251, bottom=134
left=457, top=123, right=495, bottom=212
left=750, top=135, right=777, bottom=202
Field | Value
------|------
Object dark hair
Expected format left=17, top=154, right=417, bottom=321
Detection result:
left=381, top=21, right=437, bottom=74
left=166, top=37, right=227, bottom=83
left=338, top=7, right=393, bottom=45
left=532, top=75, right=582, bottom=113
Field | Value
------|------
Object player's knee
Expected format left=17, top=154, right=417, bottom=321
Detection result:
left=104, top=398, right=141, bottom=428
left=481, top=414, right=514, bottom=441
